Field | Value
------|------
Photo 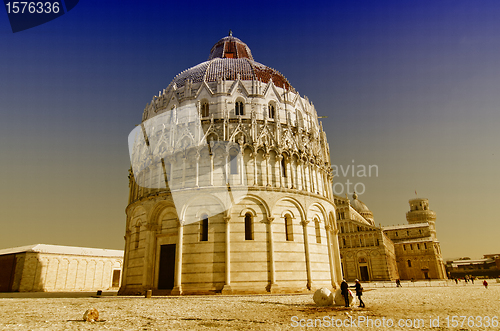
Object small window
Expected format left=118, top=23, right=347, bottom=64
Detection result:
left=407, top=230, right=409, bottom=236
left=281, top=157, right=287, bottom=177
left=230, top=151, right=238, bottom=174
left=315, top=220, right=321, bottom=243
left=424, top=243, right=427, bottom=249
left=376, top=239, right=380, bottom=246
left=285, top=214, right=293, bottom=241
left=403, top=245, right=406, bottom=251
left=235, top=101, right=244, bottom=115
left=410, top=244, right=413, bottom=250
left=244, top=213, right=253, bottom=240
left=268, top=104, right=275, bottom=119
left=396, top=232, right=398, bottom=237
left=201, top=102, right=209, bottom=117
left=407, top=260, right=412, bottom=267
left=419, top=229, right=422, bottom=234
left=200, top=214, right=209, bottom=241
left=343, top=238, right=346, bottom=246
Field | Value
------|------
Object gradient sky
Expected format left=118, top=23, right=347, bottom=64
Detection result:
left=1, top=0, right=499, bottom=259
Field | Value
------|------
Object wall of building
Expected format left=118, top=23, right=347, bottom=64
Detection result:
left=9, top=252, right=122, bottom=292
left=120, top=190, right=340, bottom=295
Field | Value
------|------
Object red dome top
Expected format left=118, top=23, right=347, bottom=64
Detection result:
left=208, top=33, right=254, bottom=60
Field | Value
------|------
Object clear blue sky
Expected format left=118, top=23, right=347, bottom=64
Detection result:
left=1, top=0, right=499, bottom=259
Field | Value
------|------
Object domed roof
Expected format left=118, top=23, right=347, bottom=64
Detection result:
left=351, top=192, right=371, bottom=214
left=168, top=33, right=295, bottom=92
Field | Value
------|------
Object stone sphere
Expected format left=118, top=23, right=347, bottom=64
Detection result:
left=333, top=288, right=356, bottom=307
left=313, top=287, right=334, bottom=306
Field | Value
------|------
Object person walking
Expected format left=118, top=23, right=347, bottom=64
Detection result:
left=396, top=279, right=402, bottom=287
left=483, top=280, right=488, bottom=289
left=341, top=279, right=350, bottom=307
left=355, top=279, right=365, bottom=308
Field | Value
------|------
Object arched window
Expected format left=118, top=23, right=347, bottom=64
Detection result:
left=134, top=225, right=140, bottom=249
left=281, top=157, right=287, bottom=177
left=245, top=213, right=253, bottom=240
left=235, top=101, right=244, bottom=115
left=285, top=214, right=293, bottom=241
left=201, top=102, right=209, bottom=117
left=407, top=260, right=412, bottom=267
left=315, top=220, right=321, bottom=243
left=268, top=104, right=275, bottom=119
left=200, top=214, right=209, bottom=241
left=230, top=150, right=238, bottom=174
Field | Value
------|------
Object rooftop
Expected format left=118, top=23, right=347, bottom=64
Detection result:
left=0, top=244, right=124, bottom=258
left=382, top=222, right=429, bottom=231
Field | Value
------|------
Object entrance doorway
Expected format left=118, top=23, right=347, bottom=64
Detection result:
left=359, top=266, right=370, bottom=281
left=158, top=244, right=176, bottom=290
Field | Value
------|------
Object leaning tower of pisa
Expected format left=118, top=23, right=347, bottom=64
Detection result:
left=119, top=33, right=342, bottom=295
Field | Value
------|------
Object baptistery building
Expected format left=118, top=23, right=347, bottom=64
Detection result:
left=119, top=33, right=343, bottom=295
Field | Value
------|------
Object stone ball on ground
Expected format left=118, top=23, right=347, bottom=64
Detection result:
left=313, top=288, right=334, bottom=306
left=333, top=288, right=356, bottom=307
left=83, top=308, right=99, bottom=322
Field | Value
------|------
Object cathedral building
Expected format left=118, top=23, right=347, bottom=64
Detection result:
left=336, top=194, right=399, bottom=282
left=120, top=33, right=343, bottom=295
left=337, top=194, right=446, bottom=281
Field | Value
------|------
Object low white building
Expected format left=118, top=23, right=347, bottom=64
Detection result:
left=0, top=244, right=123, bottom=292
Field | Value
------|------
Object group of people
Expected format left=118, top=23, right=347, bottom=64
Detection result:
left=340, top=279, right=364, bottom=308
left=338, top=276, right=491, bottom=309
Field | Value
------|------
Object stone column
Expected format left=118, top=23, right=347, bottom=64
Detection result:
left=301, top=220, right=312, bottom=290
left=325, top=225, right=336, bottom=288
left=118, top=230, right=131, bottom=294
left=253, top=152, right=257, bottom=186
left=300, top=159, right=307, bottom=191
left=171, top=219, right=184, bottom=295
left=222, top=216, right=233, bottom=294
left=181, top=156, right=186, bottom=188
left=277, top=155, right=283, bottom=188
left=290, top=158, right=295, bottom=189
left=209, top=153, right=214, bottom=186
left=224, top=151, right=229, bottom=184
left=265, top=217, right=278, bottom=292
left=143, top=223, right=158, bottom=290
left=195, top=152, right=200, bottom=187
left=169, top=159, right=175, bottom=189
left=296, top=160, right=301, bottom=190
left=331, top=228, right=343, bottom=287
left=239, top=151, right=244, bottom=185
left=265, top=153, right=270, bottom=186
